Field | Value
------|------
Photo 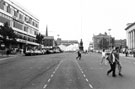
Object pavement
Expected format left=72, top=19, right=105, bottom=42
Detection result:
left=0, top=54, right=23, bottom=61
left=120, top=53, right=135, bottom=60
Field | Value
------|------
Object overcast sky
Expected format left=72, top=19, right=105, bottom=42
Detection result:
left=12, top=0, right=135, bottom=49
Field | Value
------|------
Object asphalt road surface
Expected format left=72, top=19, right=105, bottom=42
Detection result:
left=0, top=52, right=135, bottom=89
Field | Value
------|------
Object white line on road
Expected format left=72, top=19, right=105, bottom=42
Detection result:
left=81, top=71, right=84, bottom=74
left=53, top=71, right=55, bottom=74
left=86, top=78, right=89, bottom=82
left=75, top=60, right=94, bottom=89
left=48, top=79, right=51, bottom=82
left=43, top=60, right=63, bottom=89
left=43, top=84, right=47, bottom=89
left=83, top=74, right=86, bottom=77
left=89, top=84, right=93, bottom=88
left=51, top=74, right=53, bottom=78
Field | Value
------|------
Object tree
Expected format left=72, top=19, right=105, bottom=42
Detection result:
left=0, top=22, right=17, bottom=48
left=98, top=38, right=109, bottom=49
left=36, top=33, right=44, bottom=44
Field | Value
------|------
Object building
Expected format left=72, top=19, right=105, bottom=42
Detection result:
left=42, top=26, right=55, bottom=49
left=88, top=42, right=94, bottom=51
left=125, top=22, right=135, bottom=49
left=114, top=39, right=126, bottom=48
left=93, top=33, right=115, bottom=50
left=56, top=38, right=79, bottom=51
left=0, top=0, right=39, bottom=49
left=56, top=38, right=78, bottom=46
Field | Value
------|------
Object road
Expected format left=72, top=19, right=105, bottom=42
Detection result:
left=0, top=52, right=135, bottom=89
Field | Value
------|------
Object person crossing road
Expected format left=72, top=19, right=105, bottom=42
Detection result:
left=76, top=51, right=81, bottom=60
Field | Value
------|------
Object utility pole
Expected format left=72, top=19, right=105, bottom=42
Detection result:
left=108, top=29, right=111, bottom=49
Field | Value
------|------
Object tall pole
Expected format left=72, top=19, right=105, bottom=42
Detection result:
left=108, top=29, right=111, bottom=49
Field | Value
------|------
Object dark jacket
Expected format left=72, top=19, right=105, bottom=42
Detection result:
left=107, top=53, right=116, bottom=64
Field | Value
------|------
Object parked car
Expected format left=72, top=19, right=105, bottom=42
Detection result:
left=25, top=49, right=34, bottom=56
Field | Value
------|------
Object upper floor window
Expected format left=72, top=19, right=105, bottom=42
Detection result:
left=19, top=13, right=23, bottom=20
left=35, top=23, right=38, bottom=28
left=0, top=0, right=5, bottom=10
left=7, top=5, right=11, bottom=14
left=24, top=26, right=28, bottom=32
left=14, top=10, right=18, bottom=17
left=25, top=16, right=29, bottom=23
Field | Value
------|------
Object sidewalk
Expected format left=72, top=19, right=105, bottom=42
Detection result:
left=0, top=54, right=23, bottom=61
left=120, top=53, right=135, bottom=60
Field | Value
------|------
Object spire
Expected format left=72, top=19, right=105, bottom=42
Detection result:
left=80, top=39, right=83, bottom=46
left=46, top=25, right=48, bottom=36
left=79, top=39, right=84, bottom=51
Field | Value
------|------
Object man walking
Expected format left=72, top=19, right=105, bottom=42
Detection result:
left=107, top=49, right=117, bottom=77
left=115, top=47, right=123, bottom=76
left=76, top=51, right=81, bottom=60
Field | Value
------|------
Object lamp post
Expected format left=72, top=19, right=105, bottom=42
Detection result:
left=108, top=29, right=111, bottom=49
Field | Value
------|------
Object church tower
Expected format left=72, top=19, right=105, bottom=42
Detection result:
left=79, top=39, right=84, bottom=51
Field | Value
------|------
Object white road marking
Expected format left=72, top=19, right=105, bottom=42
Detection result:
left=83, top=74, right=86, bottom=77
left=53, top=71, right=55, bottom=74
left=86, top=78, right=89, bottom=82
left=43, top=84, right=47, bottom=89
left=51, top=74, right=53, bottom=78
left=48, top=79, right=51, bottom=82
left=43, top=60, right=63, bottom=89
left=89, top=84, right=93, bottom=88
left=75, top=60, right=94, bottom=89
left=80, top=68, right=82, bottom=71
left=81, top=71, right=84, bottom=74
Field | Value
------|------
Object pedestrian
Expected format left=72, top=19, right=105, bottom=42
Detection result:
left=115, top=47, right=123, bottom=76
left=76, top=51, right=81, bottom=60
left=101, top=49, right=106, bottom=65
left=125, top=49, right=128, bottom=57
left=106, top=49, right=117, bottom=77
left=6, top=48, right=10, bottom=56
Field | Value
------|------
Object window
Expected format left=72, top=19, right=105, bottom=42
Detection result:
left=19, top=13, right=23, bottom=20
left=24, top=26, right=28, bottom=32
left=29, top=18, right=32, bottom=24
left=32, top=21, right=35, bottom=26
left=14, top=10, right=18, bottom=17
left=7, top=5, right=11, bottom=14
left=34, top=31, right=37, bottom=35
left=35, top=23, right=38, bottom=28
left=0, top=13, right=10, bottom=25
left=25, top=16, right=29, bottom=23
left=0, top=0, right=4, bottom=10
left=13, top=21, right=23, bottom=30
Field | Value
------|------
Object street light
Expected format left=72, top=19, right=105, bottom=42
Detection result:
left=108, top=29, right=111, bottom=49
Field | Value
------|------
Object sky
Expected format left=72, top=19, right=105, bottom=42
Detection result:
left=12, top=0, right=135, bottom=49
